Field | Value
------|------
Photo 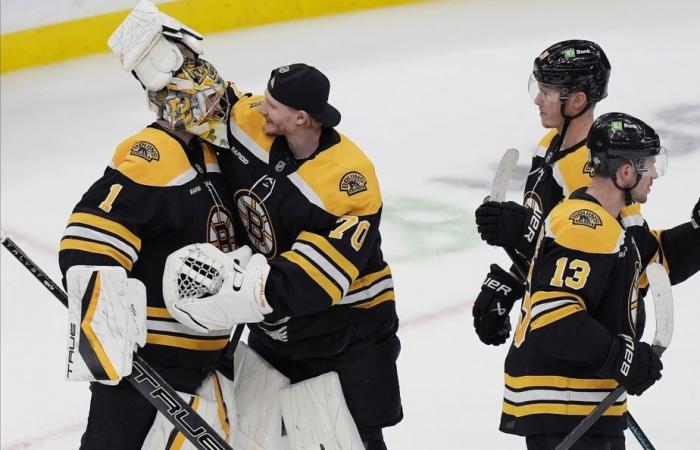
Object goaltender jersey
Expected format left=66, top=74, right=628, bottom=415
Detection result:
left=500, top=188, right=697, bottom=437
left=59, top=123, right=237, bottom=392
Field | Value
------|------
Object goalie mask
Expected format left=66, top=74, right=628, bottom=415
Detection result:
left=147, top=58, right=230, bottom=147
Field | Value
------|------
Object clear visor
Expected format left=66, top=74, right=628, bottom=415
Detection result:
left=528, top=74, right=562, bottom=105
left=632, top=147, right=668, bottom=178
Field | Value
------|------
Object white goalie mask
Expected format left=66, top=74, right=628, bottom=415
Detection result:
left=147, top=58, right=230, bottom=147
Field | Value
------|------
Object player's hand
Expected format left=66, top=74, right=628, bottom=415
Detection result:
left=602, top=335, right=663, bottom=396
left=472, top=264, right=525, bottom=346
left=475, top=201, right=539, bottom=258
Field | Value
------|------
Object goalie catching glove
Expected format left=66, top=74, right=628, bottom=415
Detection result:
left=163, top=244, right=272, bottom=333
left=66, top=266, right=146, bottom=384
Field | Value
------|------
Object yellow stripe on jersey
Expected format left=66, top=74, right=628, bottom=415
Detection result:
left=81, top=273, right=119, bottom=381
left=146, top=334, right=230, bottom=351
left=351, top=290, right=395, bottom=309
left=281, top=250, right=342, bottom=304
left=298, top=231, right=359, bottom=280
left=530, top=290, right=586, bottom=308
left=505, top=374, right=619, bottom=390
left=112, top=127, right=195, bottom=187
left=502, top=401, right=627, bottom=418
left=295, top=135, right=383, bottom=217
left=554, top=146, right=593, bottom=195
left=547, top=198, right=624, bottom=254
left=147, top=307, right=173, bottom=319
left=60, top=238, right=133, bottom=270
left=537, top=129, right=559, bottom=153
left=349, top=266, right=392, bottom=293
left=530, top=304, right=584, bottom=330
left=68, top=212, right=141, bottom=251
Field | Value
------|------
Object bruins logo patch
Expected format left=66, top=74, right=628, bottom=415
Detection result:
left=130, top=141, right=160, bottom=162
left=339, top=172, right=367, bottom=196
left=569, top=209, right=602, bottom=229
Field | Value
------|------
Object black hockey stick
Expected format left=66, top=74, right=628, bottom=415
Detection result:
left=555, top=263, right=673, bottom=450
left=1, top=234, right=235, bottom=450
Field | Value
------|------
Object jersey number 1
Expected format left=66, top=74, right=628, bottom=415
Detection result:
left=99, top=184, right=123, bottom=213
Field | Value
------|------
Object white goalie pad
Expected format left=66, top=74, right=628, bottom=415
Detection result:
left=141, top=371, right=238, bottom=449
left=279, top=372, right=364, bottom=450
left=66, top=266, right=146, bottom=384
left=232, top=343, right=290, bottom=450
left=108, top=0, right=204, bottom=91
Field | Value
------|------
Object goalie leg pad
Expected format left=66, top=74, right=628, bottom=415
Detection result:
left=66, top=266, right=146, bottom=384
left=141, top=370, right=237, bottom=449
left=232, top=342, right=290, bottom=450
left=279, top=372, right=364, bottom=450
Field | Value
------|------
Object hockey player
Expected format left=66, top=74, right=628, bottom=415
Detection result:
left=58, top=3, right=239, bottom=448
left=473, top=39, right=613, bottom=345
left=500, top=112, right=672, bottom=449
left=163, top=63, right=402, bottom=449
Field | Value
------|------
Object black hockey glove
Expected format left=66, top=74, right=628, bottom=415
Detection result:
left=692, top=196, right=700, bottom=229
left=600, top=335, right=663, bottom=396
left=472, top=264, right=525, bottom=346
left=475, top=201, right=540, bottom=259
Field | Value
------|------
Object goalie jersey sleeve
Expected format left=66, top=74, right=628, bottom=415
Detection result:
left=59, top=125, right=238, bottom=391
left=501, top=189, right=642, bottom=437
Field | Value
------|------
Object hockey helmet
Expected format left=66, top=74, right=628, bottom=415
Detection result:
left=588, top=112, right=667, bottom=178
left=529, top=39, right=611, bottom=104
left=147, top=57, right=230, bottom=147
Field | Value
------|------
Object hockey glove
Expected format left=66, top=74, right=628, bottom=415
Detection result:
left=475, top=201, right=541, bottom=259
left=600, top=335, right=663, bottom=396
left=163, top=243, right=272, bottom=333
left=472, top=264, right=525, bottom=346
left=692, top=196, right=699, bottom=229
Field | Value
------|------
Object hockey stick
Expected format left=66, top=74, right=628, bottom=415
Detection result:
left=487, top=148, right=529, bottom=281
left=1, top=234, right=235, bottom=450
left=555, top=263, right=673, bottom=450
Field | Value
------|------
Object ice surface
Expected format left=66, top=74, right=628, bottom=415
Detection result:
left=2, top=0, right=699, bottom=448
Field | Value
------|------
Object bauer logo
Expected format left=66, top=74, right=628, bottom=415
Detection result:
left=569, top=209, right=603, bottom=229
left=339, top=171, right=368, bottom=196
left=130, top=141, right=160, bottom=162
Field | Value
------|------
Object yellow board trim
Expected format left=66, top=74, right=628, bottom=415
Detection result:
left=81, top=274, right=119, bottom=381
left=1, top=0, right=429, bottom=74
left=146, top=334, right=229, bottom=351
left=298, top=231, right=359, bottom=280
left=68, top=212, right=141, bottom=251
left=282, top=251, right=342, bottom=304
left=60, top=238, right=133, bottom=270
left=349, top=266, right=392, bottom=293
left=502, top=401, right=627, bottom=418
left=351, top=290, right=395, bottom=309
left=505, top=374, right=620, bottom=390
left=147, top=307, right=173, bottom=319
left=530, top=304, right=584, bottom=330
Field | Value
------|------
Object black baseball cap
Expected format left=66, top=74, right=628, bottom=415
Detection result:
left=267, top=63, right=341, bottom=127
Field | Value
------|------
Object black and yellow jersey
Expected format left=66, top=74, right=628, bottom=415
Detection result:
left=500, top=188, right=680, bottom=437
left=58, top=123, right=237, bottom=392
left=219, top=93, right=396, bottom=349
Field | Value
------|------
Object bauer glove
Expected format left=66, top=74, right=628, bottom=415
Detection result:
left=600, top=334, right=663, bottom=396
left=472, top=264, right=525, bottom=346
left=475, top=201, right=541, bottom=259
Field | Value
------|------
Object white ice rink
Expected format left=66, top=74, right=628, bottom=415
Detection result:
left=2, top=0, right=699, bottom=448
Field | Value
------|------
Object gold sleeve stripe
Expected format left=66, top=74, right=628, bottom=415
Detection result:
left=505, top=374, right=620, bottom=390
left=60, top=238, right=132, bottom=270
left=530, top=304, right=584, bottom=330
left=211, top=374, right=231, bottom=441
left=281, top=251, right=342, bottom=304
left=502, top=401, right=626, bottom=418
left=351, top=290, right=395, bottom=309
left=80, top=274, right=119, bottom=381
left=147, top=307, right=173, bottom=319
left=146, top=334, right=229, bottom=351
left=531, top=290, right=586, bottom=308
left=298, top=231, right=359, bottom=280
left=349, top=266, right=392, bottom=293
left=68, top=212, right=141, bottom=251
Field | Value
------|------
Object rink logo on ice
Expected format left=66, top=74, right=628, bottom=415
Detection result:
left=130, top=141, right=160, bottom=162
left=339, top=171, right=367, bottom=196
left=569, top=209, right=602, bottom=229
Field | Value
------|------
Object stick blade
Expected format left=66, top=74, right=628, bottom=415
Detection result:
left=646, top=262, right=673, bottom=353
left=490, top=148, right=519, bottom=202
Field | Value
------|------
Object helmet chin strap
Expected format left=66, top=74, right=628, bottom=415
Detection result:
left=612, top=169, right=642, bottom=206
left=556, top=96, right=592, bottom=152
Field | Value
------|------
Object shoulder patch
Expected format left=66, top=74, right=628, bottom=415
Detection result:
left=339, top=171, right=368, bottom=196
left=129, top=141, right=160, bottom=162
left=569, top=209, right=602, bottom=229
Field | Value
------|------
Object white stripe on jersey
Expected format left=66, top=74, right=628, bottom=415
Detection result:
left=63, top=225, right=138, bottom=262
